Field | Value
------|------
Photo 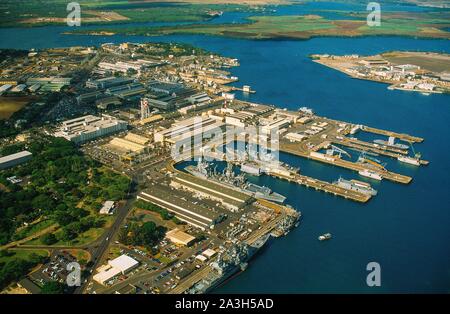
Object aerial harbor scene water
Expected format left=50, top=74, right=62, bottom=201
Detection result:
left=0, top=0, right=449, bottom=297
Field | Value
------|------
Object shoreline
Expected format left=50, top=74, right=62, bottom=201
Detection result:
left=65, top=28, right=450, bottom=42
left=311, top=53, right=450, bottom=95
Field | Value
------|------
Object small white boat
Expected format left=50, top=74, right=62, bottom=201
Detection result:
left=318, top=233, right=332, bottom=241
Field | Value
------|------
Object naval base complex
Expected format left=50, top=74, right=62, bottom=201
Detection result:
left=0, top=43, right=428, bottom=295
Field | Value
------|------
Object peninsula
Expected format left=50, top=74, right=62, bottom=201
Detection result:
left=311, top=51, right=450, bottom=94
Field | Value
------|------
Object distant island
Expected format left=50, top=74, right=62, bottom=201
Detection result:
left=310, top=51, right=450, bottom=95
left=2, top=1, right=449, bottom=42
left=0, top=0, right=277, bottom=27
left=70, top=11, right=450, bottom=41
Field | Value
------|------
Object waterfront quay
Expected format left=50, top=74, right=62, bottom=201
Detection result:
left=0, top=41, right=435, bottom=295
left=268, top=170, right=371, bottom=203
left=274, top=109, right=426, bottom=185
left=280, top=146, right=412, bottom=185
left=162, top=159, right=300, bottom=294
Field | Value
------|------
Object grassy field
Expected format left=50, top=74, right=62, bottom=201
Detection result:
left=13, top=220, right=57, bottom=241
left=0, top=97, right=32, bottom=120
left=0, top=249, right=49, bottom=264
left=76, top=11, right=450, bottom=40
left=22, top=214, right=114, bottom=247
left=381, top=51, right=450, bottom=73
left=0, top=1, right=269, bottom=27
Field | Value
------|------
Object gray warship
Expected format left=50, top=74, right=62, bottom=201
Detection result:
left=185, top=158, right=287, bottom=203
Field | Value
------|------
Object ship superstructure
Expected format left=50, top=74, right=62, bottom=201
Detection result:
left=334, top=177, right=378, bottom=196
left=186, top=159, right=287, bottom=203
left=187, top=234, right=271, bottom=294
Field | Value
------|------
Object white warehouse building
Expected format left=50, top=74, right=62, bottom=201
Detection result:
left=54, top=115, right=128, bottom=144
left=93, top=255, right=139, bottom=286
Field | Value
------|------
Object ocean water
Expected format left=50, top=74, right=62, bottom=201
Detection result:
left=0, top=3, right=449, bottom=293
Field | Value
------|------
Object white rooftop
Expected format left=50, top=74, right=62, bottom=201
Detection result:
left=99, top=201, right=115, bottom=215
left=108, top=254, right=139, bottom=273
left=93, top=267, right=121, bottom=285
left=0, top=151, right=32, bottom=164
left=202, top=249, right=217, bottom=258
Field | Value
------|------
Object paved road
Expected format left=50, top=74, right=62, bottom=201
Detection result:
left=75, top=176, right=138, bottom=294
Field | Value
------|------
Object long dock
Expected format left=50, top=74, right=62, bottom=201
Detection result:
left=362, top=125, right=424, bottom=143
left=244, top=212, right=283, bottom=245
left=267, top=170, right=371, bottom=203
left=169, top=265, right=212, bottom=294
left=170, top=150, right=373, bottom=203
left=335, top=137, right=408, bottom=157
left=333, top=137, right=429, bottom=165
left=280, top=147, right=412, bottom=184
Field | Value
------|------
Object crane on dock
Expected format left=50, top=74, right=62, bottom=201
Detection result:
left=357, top=152, right=387, bottom=170
left=326, top=145, right=351, bottom=159
left=408, top=141, right=422, bottom=159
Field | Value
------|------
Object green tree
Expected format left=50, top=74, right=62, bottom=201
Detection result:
left=40, top=233, right=57, bottom=245
left=41, top=281, right=65, bottom=294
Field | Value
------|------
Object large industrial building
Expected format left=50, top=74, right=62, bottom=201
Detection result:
left=93, top=255, right=139, bottom=285
left=124, top=133, right=150, bottom=145
left=54, top=115, right=128, bottom=144
left=153, top=116, right=224, bottom=145
left=0, top=151, right=33, bottom=170
left=165, top=229, right=196, bottom=246
left=26, top=77, right=72, bottom=92
left=107, top=138, right=146, bottom=154
left=170, top=172, right=252, bottom=213
left=148, top=80, right=194, bottom=97
left=105, top=82, right=147, bottom=99
left=137, top=184, right=224, bottom=230
left=261, top=118, right=291, bottom=135
left=98, top=61, right=142, bottom=74
left=103, top=132, right=150, bottom=161
left=143, top=80, right=199, bottom=112
left=76, top=91, right=104, bottom=104
left=86, top=77, right=135, bottom=89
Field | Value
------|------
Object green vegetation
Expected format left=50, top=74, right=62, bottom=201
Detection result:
left=0, top=249, right=48, bottom=264
left=134, top=199, right=185, bottom=225
left=73, top=11, right=450, bottom=40
left=135, top=200, right=172, bottom=220
left=13, top=219, right=56, bottom=241
left=133, top=42, right=209, bottom=58
left=40, top=233, right=58, bottom=245
left=0, top=1, right=264, bottom=27
left=0, top=134, right=130, bottom=246
left=0, top=250, right=48, bottom=290
left=41, top=280, right=65, bottom=294
left=118, top=221, right=166, bottom=249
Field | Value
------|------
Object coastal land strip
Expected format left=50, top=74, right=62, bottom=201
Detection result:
left=69, top=11, right=450, bottom=41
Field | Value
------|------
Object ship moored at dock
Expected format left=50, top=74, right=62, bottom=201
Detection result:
left=358, top=169, right=383, bottom=181
left=334, top=177, right=378, bottom=196
left=397, top=155, right=420, bottom=166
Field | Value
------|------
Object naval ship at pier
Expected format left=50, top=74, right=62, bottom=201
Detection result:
left=186, top=233, right=271, bottom=294
left=185, top=158, right=287, bottom=203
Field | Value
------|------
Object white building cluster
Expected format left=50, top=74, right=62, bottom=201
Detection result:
left=54, top=115, right=128, bottom=144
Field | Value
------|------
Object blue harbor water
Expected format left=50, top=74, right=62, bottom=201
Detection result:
left=0, top=2, right=449, bottom=293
